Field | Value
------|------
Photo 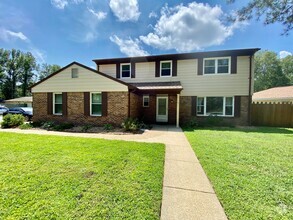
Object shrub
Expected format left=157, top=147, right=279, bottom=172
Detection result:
left=81, top=125, right=93, bottom=132
left=103, top=123, right=113, bottom=131
left=53, top=123, right=74, bottom=131
left=121, top=118, right=140, bottom=132
left=184, top=117, right=198, bottom=128
left=1, top=114, right=25, bottom=128
left=203, top=115, right=223, bottom=127
left=19, top=123, right=33, bottom=130
left=41, top=121, right=55, bottom=130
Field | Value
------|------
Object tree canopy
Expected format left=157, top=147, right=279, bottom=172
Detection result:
left=254, top=51, right=292, bottom=92
left=228, top=0, right=293, bottom=35
left=0, top=48, right=60, bottom=100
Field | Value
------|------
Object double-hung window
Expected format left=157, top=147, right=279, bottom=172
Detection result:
left=197, top=97, right=234, bottom=116
left=143, top=95, right=149, bottom=107
left=54, top=93, right=62, bottom=115
left=91, top=93, right=102, bottom=116
left=71, top=68, right=78, bottom=78
left=160, top=61, right=172, bottom=77
left=204, top=57, right=230, bottom=74
left=121, top=63, right=131, bottom=78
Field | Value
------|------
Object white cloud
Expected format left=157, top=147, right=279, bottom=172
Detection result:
left=30, top=47, right=46, bottom=63
left=109, top=0, right=140, bottom=22
left=110, top=35, right=149, bottom=57
left=51, top=0, right=85, bottom=9
left=87, top=8, right=107, bottom=20
left=140, top=2, right=246, bottom=52
left=149, top=11, right=158, bottom=18
left=0, top=28, right=28, bottom=42
left=279, top=50, right=292, bottom=59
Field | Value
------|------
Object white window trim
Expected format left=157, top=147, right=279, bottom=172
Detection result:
left=120, top=63, right=131, bottom=79
left=90, top=92, right=102, bottom=116
left=196, top=96, right=234, bottom=117
left=53, top=93, right=62, bottom=115
left=203, top=57, right=231, bottom=75
left=160, top=60, right=172, bottom=77
left=143, top=95, right=149, bottom=107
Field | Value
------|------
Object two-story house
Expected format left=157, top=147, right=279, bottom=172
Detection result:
left=30, top=48, right=260, bottom=126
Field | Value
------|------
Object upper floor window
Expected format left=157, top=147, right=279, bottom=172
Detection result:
left=121, top=63, right=131, bottom=78
left=160, top=61, right=172, bottom=77
left=53, top=93, right=62, bottom=115
left=197, top=96, right=234, bottom=117
left=204, top=57, right=230, bottom=75
left=91, top=93, right=102, bottom=116
left=71, top=68, right=78, bottom=78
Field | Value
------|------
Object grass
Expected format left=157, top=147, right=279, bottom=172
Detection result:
left=0, top=132, right=165, bottom=219
left=184, top=127, right=293, bottom=220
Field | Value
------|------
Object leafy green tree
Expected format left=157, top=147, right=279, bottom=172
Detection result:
left=254, top=51, right=290, bottom=91
left=228, top=0, right=293, bottom=35
left=280, top=55, right=293, bottom=84
left=37, top=63, right=61, bottom=81
left=19, top=52, right=37, bottom=97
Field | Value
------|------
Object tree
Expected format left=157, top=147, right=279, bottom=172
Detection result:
left=19, top=52, right=37, bottom=97
left=254, top=51, right=290, bottom=91
left=228, top=0, right=293, bottom=35
left=281, top=55, right=293, bottom=84
left=37, top=63, right=61, bottom=81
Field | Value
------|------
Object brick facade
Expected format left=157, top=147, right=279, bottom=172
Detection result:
left=179, top=96, right=250, bottom=126
left=33, top=92, right=129, bottom=126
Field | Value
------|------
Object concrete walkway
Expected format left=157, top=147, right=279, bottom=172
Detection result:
left=1, top=125, right=227, bottom=219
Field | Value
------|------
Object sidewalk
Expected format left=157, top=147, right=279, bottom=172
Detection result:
left=0, top=126, right=227, bottom=219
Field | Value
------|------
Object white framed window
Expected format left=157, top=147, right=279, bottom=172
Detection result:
left=160, top=61, right=172, bottom=77
left=91, top=92, right=102, bottom=116
left=120, top=63, right=131, bottom=78
left=196, top=96, right=234, bottom=117
left=53, top=93, right=62, bottom=115
left=71, top=68, right=78, bottom=78
left=203, top=57, right=230, bottom=75
left=143, top=95, right=149, bottom=107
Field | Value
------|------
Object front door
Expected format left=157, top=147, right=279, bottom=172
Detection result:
left=156, top=96, right=168, bottom=122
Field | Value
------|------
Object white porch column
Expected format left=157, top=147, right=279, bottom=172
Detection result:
left=176, top=94, right=180, bottom=127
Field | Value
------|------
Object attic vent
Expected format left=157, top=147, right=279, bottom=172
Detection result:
left=71, top=68, right=78, bottom=78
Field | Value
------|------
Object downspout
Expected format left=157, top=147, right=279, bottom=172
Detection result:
left=128, top=89, right=131, bottom=118
left=248, top=55, right=253, bottom=126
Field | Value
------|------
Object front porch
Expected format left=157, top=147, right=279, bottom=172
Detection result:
left=129, top=81, right=182, bottom=127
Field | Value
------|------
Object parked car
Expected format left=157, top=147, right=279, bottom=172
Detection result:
left=0, top=106, right=8, bottom=115
left=3, top=107, right=33, bottom=121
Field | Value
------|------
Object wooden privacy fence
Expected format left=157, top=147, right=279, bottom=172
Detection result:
left=251, top=103, right=293, bottom=127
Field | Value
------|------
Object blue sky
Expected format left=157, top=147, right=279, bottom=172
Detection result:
left=0, top=0, right=292, bottom=67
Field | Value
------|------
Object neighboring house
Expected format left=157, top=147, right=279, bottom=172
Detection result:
left=30, top=48, right=260, bottom=126
left=4, top=96, right=33, bottom=108
left=252, top=86, right=293, bottom=103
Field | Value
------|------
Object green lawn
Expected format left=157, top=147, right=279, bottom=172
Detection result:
left=184, top=127, right=293, bottom=220
left=0, top=132, right=165, bottom=219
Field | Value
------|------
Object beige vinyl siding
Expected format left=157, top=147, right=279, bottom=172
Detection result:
left=99, top=56, right=251, bottom=96
left=99, top=64, right=116, bottom=78
left=31, top=64, right=128, bottom=93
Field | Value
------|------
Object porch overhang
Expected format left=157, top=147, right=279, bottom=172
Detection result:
left=130, top=81, right=183, bottom=94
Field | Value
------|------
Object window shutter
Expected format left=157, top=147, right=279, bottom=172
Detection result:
left=116, top=63, right=120, bottom=78
left=234, top=96, right=241, bottom=117
left=155, top=61, right=160, bottom=77
left=84, top=92, right=90, bottom=116
left=102, top=92, right=108, bottom=116
left=172, top=59, right=177, bottom=76
left=191, top=96, right=197, bottom=116
left=197, top=58, right=203, bottom=75
left=231, top=56, right=237, bottom=74
left=62, top=92, right=67, bottom=116
left=131, top=62, right=135, bottom=78
left=47, top=93, right=53, bottom=115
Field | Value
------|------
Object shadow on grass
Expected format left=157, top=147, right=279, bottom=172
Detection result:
left=183, top=126, right=293, bottom=134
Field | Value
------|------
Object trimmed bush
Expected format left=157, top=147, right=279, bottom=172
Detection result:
left=1, top=114, right=25, bottom=128
left=121, top=118, right=140, bottom=132
left=19, top=123, right=33, bottom=130
left=103, top=123, right=113, bottom=131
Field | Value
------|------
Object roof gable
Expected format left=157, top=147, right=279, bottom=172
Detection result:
left=31, top=62, right=134, bottom=93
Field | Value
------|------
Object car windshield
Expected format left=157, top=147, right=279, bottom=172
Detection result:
left=21, top=107, right=33, bottom=113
